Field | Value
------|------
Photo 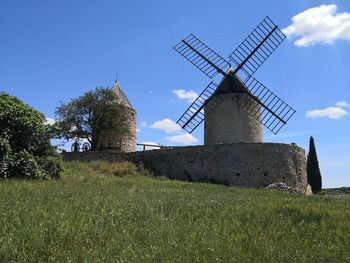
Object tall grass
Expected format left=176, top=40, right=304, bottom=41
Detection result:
left=0, top=161, right=349, bottom=262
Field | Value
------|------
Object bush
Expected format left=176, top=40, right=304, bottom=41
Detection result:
left=10, top=150, right=44, bottom=179
left=0, top=136, right=11, bottom=178
left=0, top=92, right=61, bottom=179
left=89, top=161, right=137, bottom=177
left=87, top=161, right=152, bottom=177
left=136, top=162, right=154, bottom=177
left=111, top=161, right=138, bottom=177
left=37, top=155, right=62, bottom=179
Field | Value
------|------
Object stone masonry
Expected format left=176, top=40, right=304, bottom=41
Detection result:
left=96, top=107, right=136, bottom=152
left=96, top=81, right=136, bottom=152
left=64, top=142, right=308, bottom=194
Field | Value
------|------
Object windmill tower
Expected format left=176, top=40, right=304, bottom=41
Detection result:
left=96, top=80, right=136, bottom=152
left=204, top=70, right=263, bottom=144
left=174, top=17, right=295, bottom=143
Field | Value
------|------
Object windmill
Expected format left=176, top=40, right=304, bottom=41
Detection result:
left=174, top=17, right=295, bottom=144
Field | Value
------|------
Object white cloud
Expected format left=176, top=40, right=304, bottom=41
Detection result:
left=136, top=128, right=141, bottom=132
left=173, top=89, right=198, bottom=103
left=282, top=4, right=350, bottom=47
left=166, top=133, right=198, bottom=145
left=140, top=121, right=147, bottom=128
left=336, top=101, right=350, bottom=108
left=138, top=141, right=160, bottom=150
left=45, top=117, right=55, bottom=125
left=150, top=116, right=198, bottom=145
left=150, top=118, right=181, bottom=133
left=306, top=106, right=348, bottom=119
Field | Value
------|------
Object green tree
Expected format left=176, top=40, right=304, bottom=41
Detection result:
left=0, top=92, right=61, bottom=179
left=307, top=136, right=322, bottom=193
left=54, top=87, right=129, bottom=150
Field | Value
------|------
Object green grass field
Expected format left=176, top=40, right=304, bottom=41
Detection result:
left=0, top=161, right=349, bottom=262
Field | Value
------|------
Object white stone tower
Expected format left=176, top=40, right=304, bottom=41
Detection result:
left=96, top=81, right=136, bottom=152
left=204, top=70, right=263, bottom=144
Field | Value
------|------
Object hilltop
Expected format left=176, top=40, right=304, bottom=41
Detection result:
left=0, top=161, right=349, bottom=262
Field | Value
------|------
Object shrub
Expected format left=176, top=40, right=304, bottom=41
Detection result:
left=0, top=136, right=11, bottom=178
left=87, top=161, right=152, bottom=177
left=37, top=155, right=62, bottom=179
left=111, top=161, right=138, bottom=177
left=136, top=162, right=154, bottom=177
left=90, top=161, right=137, bottom=177
left=10, top=150, right=44, bottom=179
left=0, top=92, right=61, bottom=179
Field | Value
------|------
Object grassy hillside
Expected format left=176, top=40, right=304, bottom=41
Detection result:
left=0, top=161, right=349, bottom=262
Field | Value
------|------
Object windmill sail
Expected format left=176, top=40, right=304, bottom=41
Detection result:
left=229, top=16, right=286, bottom=77
left=238, top=76, right=296, bottom=134
left=173, top=34, right=231, bottom=79
left=177, top=82, right=220, bottom=133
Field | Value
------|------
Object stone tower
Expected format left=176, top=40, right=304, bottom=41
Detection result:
left=96, top=81, right=136, bottom=152
left=204, top=70, right=263, bottom=145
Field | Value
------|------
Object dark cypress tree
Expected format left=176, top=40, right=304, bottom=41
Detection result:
left=307, top=136, right=322, bottom=193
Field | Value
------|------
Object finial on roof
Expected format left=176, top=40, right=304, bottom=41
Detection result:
left=115, top=74, right=119, bottom=83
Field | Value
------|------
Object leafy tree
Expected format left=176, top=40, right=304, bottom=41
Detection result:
left=0, top=92, right=61, bottom=179
left=307, top=136, right=322, bottom=193
left=54, top=87, right=130, bottom=150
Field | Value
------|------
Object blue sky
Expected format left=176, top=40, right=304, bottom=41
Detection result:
left=1, top=0, right=349, bottom=187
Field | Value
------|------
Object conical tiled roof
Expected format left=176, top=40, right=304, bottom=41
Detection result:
left=111, top=81, right=134, bottom=109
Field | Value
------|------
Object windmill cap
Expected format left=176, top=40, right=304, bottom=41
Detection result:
left=215, top=69, right=247, bottom=94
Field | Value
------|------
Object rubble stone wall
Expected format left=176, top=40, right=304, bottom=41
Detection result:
left=64, top=143, right=307, bottom=193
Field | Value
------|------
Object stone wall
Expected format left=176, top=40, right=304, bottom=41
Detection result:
left=64, top=142, right=307, bottom=193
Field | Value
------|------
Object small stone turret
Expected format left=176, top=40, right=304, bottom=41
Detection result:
left=96, top=81, right=136, bottom=152
left=204, top=70, right=263, bottom=145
